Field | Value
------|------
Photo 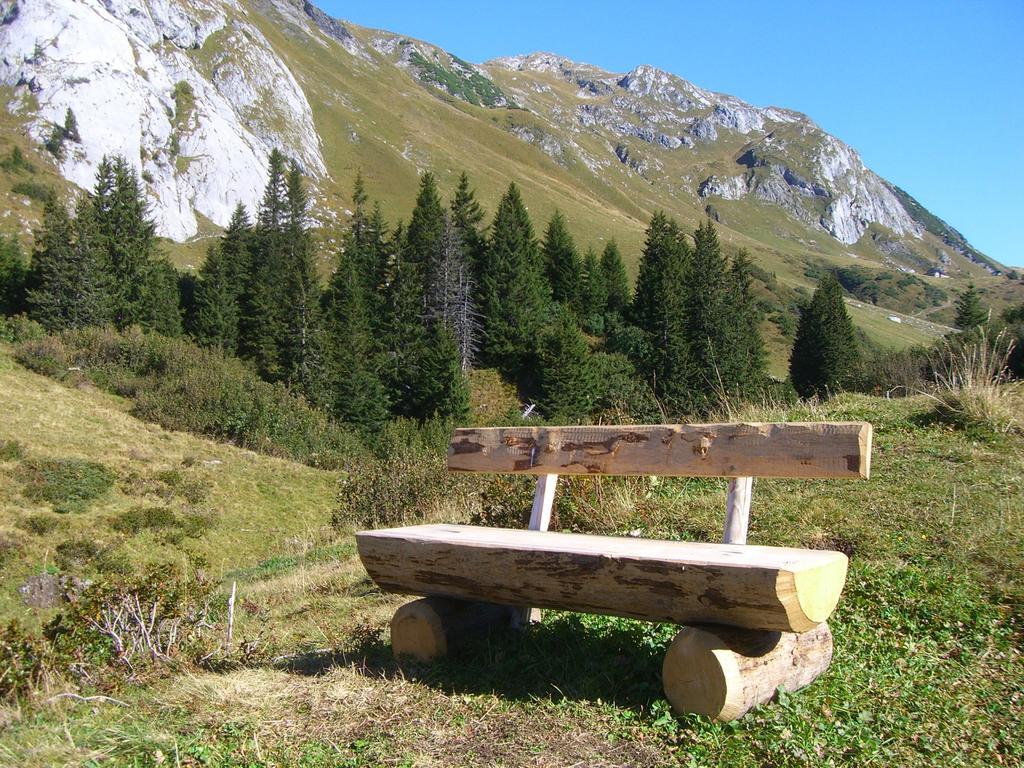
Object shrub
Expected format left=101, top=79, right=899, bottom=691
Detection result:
left=332, top=450, right=465, bottom=529
left=18, top=457, right=116, bottom=513
left=46, top=564, right=217, bottom=679
left=111, top=506, right=178, bottom=534
left=925, top=329, right=1019, bottom=434
left=16, top=327, right=365, bottom=468
left=154, top=468, right=211, bottom=504
left=17, top=513, right=60, bottom=536
left=0, top=315, right=44, bottom=346
left=11, top=179, right=53, bottom=202
left=55, top=537, right=103, bottom=569
left=0, top=438, right=24, bottom=461
left=0, top=146, right=36, bottom=173
left=0, top=621, right=48, bottom=702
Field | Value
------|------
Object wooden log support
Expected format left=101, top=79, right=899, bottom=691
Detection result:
left=390, top=596, right=518, bottom=662
left=518, top=473, right=558, bottom=626
left=448, top=422, right=872, bottom=479
left=357, top=524, right=849, bottom=633
left=662, top=622, right=834, bottom=721
left=724, top=476, right=753, bottom=544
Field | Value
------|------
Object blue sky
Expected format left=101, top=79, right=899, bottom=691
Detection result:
left=321, top=1, right=1024, bottom=268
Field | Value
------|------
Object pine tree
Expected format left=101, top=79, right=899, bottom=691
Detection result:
left=682, top=220, right=733, bottom=411
left=406, top=171, right=445, bottom=306
left=91, top=155, right=159, bottom=329
left=726, top=250, right=768, bottom=397
left=0, top=235, right=27, bottom=316
left=541, top=211, right=582, bottom=312
left=954, top=283, right=988, bottom=331
left=27, top=198, right=110, bottom=331
left=240, top=149, right=290, bottom=379
left=323, top=249, right=391, bottom=430
left=450, top=171, right=487, bottom=282
left=478, top=182, right=550, bottom=376
left=579, top=246, right=607, bottom=334
left=629, top=211, right=692, bottom=408
left=600, top=239, right=630, bottom=316
left=380, top=221, right=430, bottom=417
left=414, top=323, right=471, bottom=421
left=191, top=243, right=239, bottom=352
left=221, top=203, right=252, bottom=296
left=536, top=304, right=596, bottom=423
left=63, top=108, right=80, bottom=143
left=789, top=274, right=860, bottom=399
left=279, top=161, right=324, bottom=403
left=142, top=258, right=183, bottom=337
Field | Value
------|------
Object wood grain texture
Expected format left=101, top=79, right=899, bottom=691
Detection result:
left=357, top=525, right=849, bottom=632
left=662, top=623, right=834, bottom=721
left=447, top=422, right=872, bottom=478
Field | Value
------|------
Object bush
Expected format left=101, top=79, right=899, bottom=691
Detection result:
left=0, top=314, right=45, bottom=343
left=11, top=179, right=53, bottom=202
left=0, top=146, right=36, bottom=173
left=17, top=513, right=60, bottom=536
left=0, top=621, right=48, bottom=702
left=332, top=450, right=464, bottom=529
left=18, top=457, right=116, bottom=513
left=55, top=537, right=103, bottom=569
left=46, top=564, right=217, bottom=680
left=0, top=438, right=24, bottom=461
left=925, top=329, right=1019, bottom=434
left=111, top=506, right=216, bottom=540
left=16, top=327, right=365, bottom=468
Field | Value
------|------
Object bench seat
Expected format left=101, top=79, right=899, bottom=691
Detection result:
left=356, top=524, right=848, bottom=633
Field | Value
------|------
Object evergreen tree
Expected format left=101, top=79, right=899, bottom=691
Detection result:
left=478, top=182, right=550, bottom=376
left=600, top=239, right=630, bottom=316
left=414, top=323, right=471, bottom=421
left=221, top=203, right=252, bottom=296
left=279, top=161, right=324, bottom=403
left=541, top=211, right=583, bottom=312
left=142, top=258, right=183, bottom=336
left=63, top=108, right=80, bottom=143
left=91, top=155, right=159, bottom=329
left=726, top=250, right=768, bottom=397
left=191, top=243, right=239, bottom=352
left=579, top=246, right=607, bottom=334
left=536, top=305, right=596, bottom=423
left=240, top=149, right=290, bottom=379
left=380, top=221, right=429, bottom=417
left=682, top=220, right=733, bottom=411
left=0, top=235, right=27, bottom=316
left=789, top=274, right=860, bottom=399
left=629, top=211, right=692, bottom=408
left=323, top=249, right=390, bottom=430
left=406, top=171, right=445, bottom=305
left=450, top=171, right=487, bottom=282
left=954, top=283, right=988, bottom=331
left=27, top=198, right=110, bottom=331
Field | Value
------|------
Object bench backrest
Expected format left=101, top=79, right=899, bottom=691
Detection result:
left=448, top=423, right=872, bottom=479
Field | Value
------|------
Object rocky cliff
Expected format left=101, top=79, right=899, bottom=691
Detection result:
left=0, top=0, right=1001, bottom=281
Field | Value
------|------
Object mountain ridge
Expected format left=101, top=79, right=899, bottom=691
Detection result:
left=1, top=0, right=1017, bottom=350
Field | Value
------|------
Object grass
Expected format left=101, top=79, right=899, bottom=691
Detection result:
left=0, top=332, right=1022, bottom=765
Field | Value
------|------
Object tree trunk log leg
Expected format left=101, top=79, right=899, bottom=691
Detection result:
left=662, top=622, right=833, bottom=721
left=390, top=596, right=517, bottom=662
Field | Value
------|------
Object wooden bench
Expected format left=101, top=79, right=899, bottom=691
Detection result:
left=356, top=422, right=872, bottom=721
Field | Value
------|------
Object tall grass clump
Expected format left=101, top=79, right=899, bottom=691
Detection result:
left=925, top=329, right=1020, bottom=434
left=14, top=327, right=364, bottom=467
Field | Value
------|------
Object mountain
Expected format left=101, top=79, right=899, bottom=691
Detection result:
left=1, top=0, right=1018, bottom=350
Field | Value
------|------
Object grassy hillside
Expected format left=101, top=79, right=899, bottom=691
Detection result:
left=0, top=344, right=1022, bottom=766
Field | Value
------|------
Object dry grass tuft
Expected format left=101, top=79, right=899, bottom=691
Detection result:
left=925, top=330, right=1021, bottom=434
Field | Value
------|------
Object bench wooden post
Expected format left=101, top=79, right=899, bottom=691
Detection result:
left=723, top=476, right=753, bottom=544
left=518, top=473, right=558, bottom=626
